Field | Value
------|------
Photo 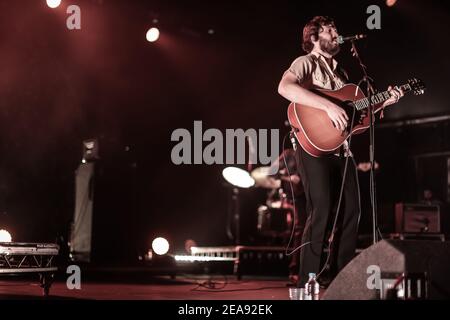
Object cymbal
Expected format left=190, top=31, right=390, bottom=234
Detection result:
left=250, top=166, right=281, bottom=189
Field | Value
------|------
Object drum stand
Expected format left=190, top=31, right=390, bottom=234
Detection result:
left=226, top=187, right=241, bottom=245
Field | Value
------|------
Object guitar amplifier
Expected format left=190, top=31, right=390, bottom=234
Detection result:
left=395, top=203, right=440, bottom=234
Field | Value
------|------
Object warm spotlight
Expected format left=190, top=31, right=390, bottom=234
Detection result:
left=386, top=0, right=397, bottom=7
left=222, top=167, right=255, bottom=188
left=46, top=0, right=62, bottom=9
left=146, top=27, right=160, bottom=42
left=152, top=237, right=169, bottom=255
left=0, top=229, right=12, bottom=242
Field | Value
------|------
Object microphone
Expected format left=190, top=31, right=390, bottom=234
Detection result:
left=336, top=34, right=367, bottom=44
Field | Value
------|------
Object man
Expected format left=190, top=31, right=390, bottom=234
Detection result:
left=277, top=16, right=403, bottom=287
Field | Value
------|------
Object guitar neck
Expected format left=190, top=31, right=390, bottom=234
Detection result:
left=353, top=83, right=412, bottom=111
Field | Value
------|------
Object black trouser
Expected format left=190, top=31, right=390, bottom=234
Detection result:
left=295, top=147, right=360, bottom=286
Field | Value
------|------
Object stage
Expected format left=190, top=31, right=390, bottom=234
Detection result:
left=0, top=274, right=291, bottom=300
left=0, top=0, right=449, bottom=305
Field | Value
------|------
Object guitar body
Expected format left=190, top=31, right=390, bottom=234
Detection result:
left=287, top=83, right=381, bottom=157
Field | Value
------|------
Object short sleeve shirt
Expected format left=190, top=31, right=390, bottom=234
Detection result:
left=285, top=51, right=347, bottom=90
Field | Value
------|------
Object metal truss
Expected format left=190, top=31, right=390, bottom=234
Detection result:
left=0, top=243, right=59, bottom=296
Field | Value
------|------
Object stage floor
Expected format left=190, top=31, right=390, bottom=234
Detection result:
left=0, top=275, right=292, bottom=300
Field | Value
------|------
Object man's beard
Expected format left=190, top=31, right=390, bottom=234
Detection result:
left=319, top=38, right=340, bottom=56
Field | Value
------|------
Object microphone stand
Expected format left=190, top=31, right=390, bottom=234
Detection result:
left=350, top=40, right=379, bottom=245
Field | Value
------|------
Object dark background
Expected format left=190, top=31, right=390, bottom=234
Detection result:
left=0, top=0, right=448, bottom=260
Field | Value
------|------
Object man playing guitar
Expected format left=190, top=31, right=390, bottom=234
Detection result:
left=277, top=16, right=403, bottom=288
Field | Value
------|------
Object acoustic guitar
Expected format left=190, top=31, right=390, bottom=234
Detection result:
left=287, top=78, right=426, bottom=157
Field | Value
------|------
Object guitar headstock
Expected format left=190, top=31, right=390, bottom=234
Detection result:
left=407, top=78, right=426, bottom=95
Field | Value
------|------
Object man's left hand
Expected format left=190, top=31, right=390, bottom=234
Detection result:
left=382, top=85, right=404, bottom=108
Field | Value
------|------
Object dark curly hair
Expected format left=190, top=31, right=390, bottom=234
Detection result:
left=302, top=16, right=336, bottom=53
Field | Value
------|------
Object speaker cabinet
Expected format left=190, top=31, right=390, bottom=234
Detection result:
left=322, top=239, right=450, bottom=300
left=395, top=203, right=440, bottom=233
left=69, top=158, right=138, bottom=264
left=70, top=163, right=95, bottom=262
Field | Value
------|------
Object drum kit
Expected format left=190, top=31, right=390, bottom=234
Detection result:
left=250, top=162, right=303, bottom=240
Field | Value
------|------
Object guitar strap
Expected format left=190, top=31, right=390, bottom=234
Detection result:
left=312, top=53, right=348, bottom=89
left=311, top=53, right=353, bottom=157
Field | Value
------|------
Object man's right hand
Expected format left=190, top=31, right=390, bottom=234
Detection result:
left=325, top=103, right=349, bottom=131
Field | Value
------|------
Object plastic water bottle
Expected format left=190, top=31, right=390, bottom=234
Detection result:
left=304, top=273, right=320, bottom=300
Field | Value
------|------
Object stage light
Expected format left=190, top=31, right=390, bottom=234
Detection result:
left=152, top=237, right=169, bottom=255
left=46, top=0, right=62, bottom=9
left=386, top=0, right=397, bottom=7
left=174, top=255, right=235, bottom=262
left=222, top=167, right=255, bottom=188
left=146, top=27, right=160, bottom=42
left=0, top=229, right=12, bottom=242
